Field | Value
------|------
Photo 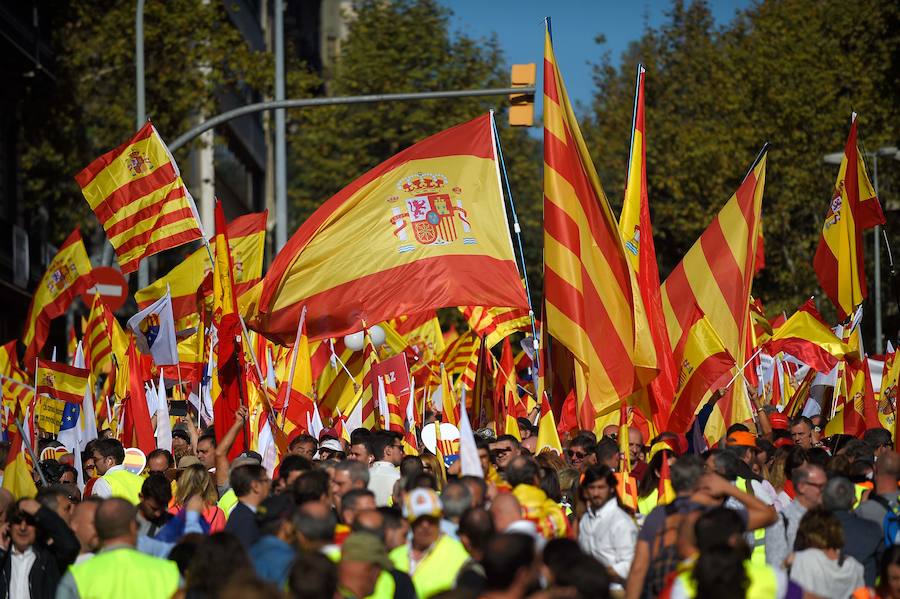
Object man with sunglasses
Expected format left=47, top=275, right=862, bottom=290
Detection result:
left=764, top=462, right=826, bottom=568
left=489, top=435, right=521, bottom=475
left=565, top=435, right=596, bottom=472
left=0, top=497, right=79, bottom=599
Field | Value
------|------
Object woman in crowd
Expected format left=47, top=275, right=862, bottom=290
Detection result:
left=790, top=507, right=865, bottom=599
left=172, top=464, right=226, bottom=533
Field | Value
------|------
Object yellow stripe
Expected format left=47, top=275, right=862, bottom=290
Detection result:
left=542, top=96, right=568, bottom=145
left=682, top=243, right=740, bottom=351
left=81, top=132, right=174, bottom=210
left=105, top=180, right=192, bottom=237
left=716, top=201, right=750, bottom=273
left=116, top=218, right=202, bottom=266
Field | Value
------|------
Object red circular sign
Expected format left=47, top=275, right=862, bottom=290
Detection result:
left=81, top=266, right=129, bottom=312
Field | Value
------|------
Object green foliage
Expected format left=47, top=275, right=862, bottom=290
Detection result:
left=17, top=0, right=279, bottom=244
left=586, top=0, right=900, bottom=326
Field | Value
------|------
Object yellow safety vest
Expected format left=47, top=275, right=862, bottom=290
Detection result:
left=328, top=543, right=395, bottom=599
left=390, top=535, right=469, bottom=599
left=736, top=478, right=766, bottom=565
left=218, top=488, right=238, bottom=518
left=675, top=559, right=777, bottom=598
left=637, top=488, right=659, bottom=516
left=70, top=546, right=180, bottom=599
left=103, top=469, right=143, bottom=505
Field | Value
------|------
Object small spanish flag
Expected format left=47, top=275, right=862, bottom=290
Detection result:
left=36, top=359, right=90, bottom=404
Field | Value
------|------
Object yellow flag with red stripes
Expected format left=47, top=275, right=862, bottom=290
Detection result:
left=75, top=123, right=203, bottom=274
left=542, top=27, right=658, bottom=422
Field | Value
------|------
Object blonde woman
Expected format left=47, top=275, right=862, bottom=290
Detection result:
left=171, top=463, right=226, bottom=532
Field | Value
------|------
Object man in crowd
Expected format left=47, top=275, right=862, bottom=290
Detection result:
left=331, top=461, right=370, bottom=515
left=440, top=480, right=472, bottom=540
left=338, top=533, right=394, bottom=599
left=790, top=416, right=815, bottom=450
left=824, top=476, right=883, bottom=586
left=489, top=435, right=521, bottom=475
left=765, top=462, right=827, bottom=567
left=224, top=463, right=272, bottom=548
left=90, top=439, right=143, bottom=504
left=289, top=433, right=319, bottom=460
left=368, top=431, right=402, bottom=507
left=136, top=473, right=172, bottom=537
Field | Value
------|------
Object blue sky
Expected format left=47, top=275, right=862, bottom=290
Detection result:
left=442, top=0, right=751, bottom=111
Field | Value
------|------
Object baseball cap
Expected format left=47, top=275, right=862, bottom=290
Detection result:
left=726, top=431, right=758, bottom=448
left=230, top=451, right=263, bottom=470
left=319, top=439, right=344, bottom=453
left=403, top=488, right=442, bottom=522
left=318, top=427, right=338, bottom=442
left=341, top=533, right=393, bottom=570
left=177, top=455, right=201, bottom=469
left=769, top=412, right=789, bottom=431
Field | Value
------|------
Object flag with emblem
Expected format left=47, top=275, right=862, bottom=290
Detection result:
left=36, top=359, right=90, bottom=404
left=764, top=300, right=854, bottom=373
left=23, top=229, right=95, bottom=366
left=2, top=427, right=36, bottom=500
left=542, top=27, right=658, bottom=424
left=75, top=122, right=203, bottom=274
left=250, top=114, right=527, bottom=343
left=135, top=211, right=267, bottom=332
left=618, top=64, right=677, bottom=432
left=814, top=116, right=886, bottom=320
left=126, top=290, right=179, bottom=366
left=661, top=151, right=767, bottom=436
left=57, top=343, right=97, bottom=489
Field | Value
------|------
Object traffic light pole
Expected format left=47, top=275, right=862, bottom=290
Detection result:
left=168, top=86, right=534, bottom=251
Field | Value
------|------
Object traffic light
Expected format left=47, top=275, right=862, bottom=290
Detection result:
left=509, top=63, right=536, bottom=127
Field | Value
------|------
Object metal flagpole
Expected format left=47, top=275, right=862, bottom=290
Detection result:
left=283, top=306, right=307, bottom=417
left=489, top=111, right=541, bottom=390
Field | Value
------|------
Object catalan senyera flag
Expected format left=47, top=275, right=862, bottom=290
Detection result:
left=251, top=113, right=527, bottom=343
left=84, top=293, right=128, bottom=377
left=543, top=28, right=658, bottom=421
left=357, top=330, right=380, bottom=430
left=764, top=301, right=854, bottom=373
left=440, top=363, right=459, bottom=427
left=23, top=229, right=95, bottom=367
left=661, top=151, right=767, bottom=435
left=135, top=211, right=267, bottom=332
left=75, top=122, right=203, bottom=274
left=459, top=305, right=531, bottom=349
left=814, top=116, right=885, bottom=320
left=618, top=64, right=677, bottom=432
left=535, top=391, right=562, bottom=455
left=383, top=375, right=405, bottom=434
left=36, top=359, right=90, bottom=404
left=0, top=340, right=25, bottom=380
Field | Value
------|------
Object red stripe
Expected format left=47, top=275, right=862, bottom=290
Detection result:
left=699, top=217, right=744, bottom=330
left=259, top=114, right=495, bottom=316
left=543, top=58, right=560, bottom=104
left=112, top=207, right=197, bottom=255
left=258, top=255, right=525, bottom=344
left=37, top=360, right=89, bottom=378
left=118, top=228, right=203, bottom=274
left=74, top=123, right=155, bottom=188
left=104, top=186, right=188, bottom=237
left=37, top=387, right=84, bottom=404
left=662, top=265, right=699, bottom=340
left=668, top=352, right=734, bottom=433
left=91, top=163, right=179, bottom=224
left=764, top=338, right=838, bottom=373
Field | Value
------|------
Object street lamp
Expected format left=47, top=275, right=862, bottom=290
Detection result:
left=822, top=145, right=898, bottom=353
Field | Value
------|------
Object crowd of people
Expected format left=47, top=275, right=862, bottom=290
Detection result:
left=1, top=404, right=900, bottom=599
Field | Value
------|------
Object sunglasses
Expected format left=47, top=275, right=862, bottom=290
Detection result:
left=9, top=514, right=36, bottom=526
left=567, top=450, right=587, bottom=459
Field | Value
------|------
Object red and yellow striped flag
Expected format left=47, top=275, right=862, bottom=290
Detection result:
left=358, top=330, right=380, bottom=430
left=23, top=230, right=95, bottom=367
left=459, top=306, right=531, bottom=349
left=440, top=363, right=459, bottom=427
left=618, top=65, right=677, bottom=433
left=814, top=116, right=885, bottom=320
left=250, top=114, right=527, bottom=343
left=84, top=293, right=128, bottom=376
left=542, top=28, right=658, bottom=421
left=135, top=211, right=267, bottom=331
left=36, top=359, right=90, bottom=404
left=383, top=375, right=405, bottom=434
left=75, top=122, right=203, bottom=274
left=661, top=152, right=767, bottom=436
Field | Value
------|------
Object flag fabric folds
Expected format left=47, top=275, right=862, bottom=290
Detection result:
left=459, top=306, right=531, bottom=349
left=75, top=122, right=203, bottom=274
left=23, top=230, right=95, bottom=366
left=542, top=28, right=658, bottom=419
left=36, top=359, right=90, bottom=404
left=126, top=290, right=180, bottom=366
left=661, top=152, right=767, bottom=433
left=251, top=113, right=527, bottom=343
left=2, top=429, right=37, bottom=500
left=764, top=303, right=854, bottom=373
left=618, top=64, right=677, bottom=432
left=814, top=116, right=886, bottom=320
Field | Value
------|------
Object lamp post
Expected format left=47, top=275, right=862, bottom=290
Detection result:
left=824, top=145, right=899, bottom=353
left=135, top=0, right=148, bottom=288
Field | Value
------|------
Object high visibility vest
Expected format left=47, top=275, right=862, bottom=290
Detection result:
left=71, top=547, right=180, bottom=599
left=218, top=488, right=238, bottom=518
left=675, top=559, right=777, bottom=599
left=736, top=478, right=766, bottom=565
left=328, top=542, right=395, bottom=599
left=103, top=469, right=143, bottom=505
left=854, top=483, right=871, bottom=508
left=637, top=488, right=659, bottom=516
left=389, top=535, right=469, bottom=599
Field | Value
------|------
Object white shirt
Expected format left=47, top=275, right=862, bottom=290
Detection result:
left=578, top=499, right=637, bottom=585
left=368, top=461, right=400, bottom=507
left=91, top=463, right=127, bottom=498
left=10, top=545, right=35, bottom=599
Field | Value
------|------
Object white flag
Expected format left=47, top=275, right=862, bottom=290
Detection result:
left=155, top=371, right=172, bottom=452
left=457, top=387, right=482, bottom=478
left=126, top=289, right=179, bottom=366
left=58, top=342, right=98, bottom=491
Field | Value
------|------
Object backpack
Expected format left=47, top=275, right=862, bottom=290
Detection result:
left=870, top=495, right=900, bottom=548
left=643, top=503, right=687, bottom=599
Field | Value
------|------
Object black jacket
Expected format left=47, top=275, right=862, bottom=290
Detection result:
left=224, top=502, right=260, bottom=549
left=835, top=509, right=884, bottom=587
left=0, top=506, right=80, bottom=599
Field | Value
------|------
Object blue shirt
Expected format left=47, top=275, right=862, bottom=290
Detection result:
left=250, top=535, right=296, bottom=585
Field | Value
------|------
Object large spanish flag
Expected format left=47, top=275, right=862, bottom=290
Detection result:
left=764, top=300, right=854, bottom=373
left=618, top=64, right=677, bottom=432
left=23, top=229, right=95, bottom=367
left=661, top=151, right=767, bottom=434
left=814, top=115, right=885, bottom=320
left=251, top=114, right=526, bottom=343
left=543, top=28, right=658, bottom=421
left=135, top=211, right=267, bottom=331
left=75, top=122, right=203, bottom=274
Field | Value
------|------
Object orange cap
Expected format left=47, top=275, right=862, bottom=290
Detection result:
left=726, top=431, right=758, bottom=448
